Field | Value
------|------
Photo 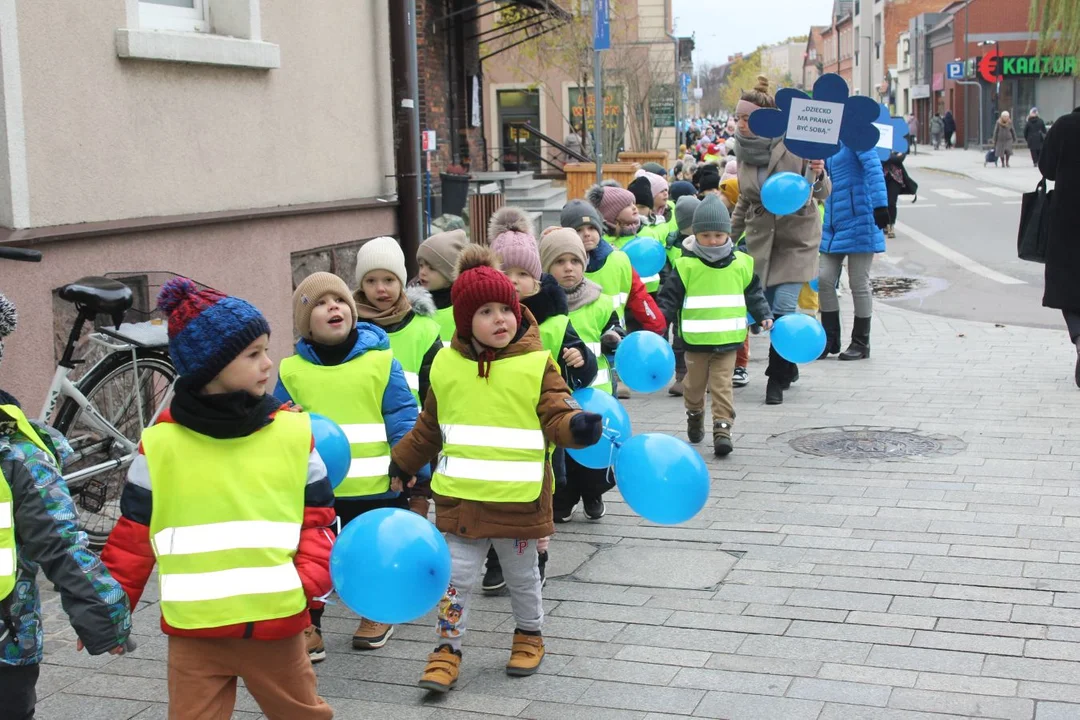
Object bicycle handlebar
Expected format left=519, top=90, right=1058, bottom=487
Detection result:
left=0, top=246, right=42, bottom=262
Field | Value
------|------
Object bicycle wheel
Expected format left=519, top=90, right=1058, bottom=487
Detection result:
left=53, top=349, right=175, bottom=548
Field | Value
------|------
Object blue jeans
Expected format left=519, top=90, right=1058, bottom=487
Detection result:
left=765, top=282, right=802, bottom=316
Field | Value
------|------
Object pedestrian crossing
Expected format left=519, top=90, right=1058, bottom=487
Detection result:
left=900, top=186, right=1023, bottom=208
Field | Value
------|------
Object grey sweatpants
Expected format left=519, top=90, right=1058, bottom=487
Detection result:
left=818, top=252, right=874, bottom=317
left=436, top=535, right=543, bottom=651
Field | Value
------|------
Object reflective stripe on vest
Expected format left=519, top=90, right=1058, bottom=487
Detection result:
left=0, top=405, right=54, bottom=601
left=568, top=294, right=615, bottom=394
left=538, top=314, right=571, bottom=363
left=676, top=251, right=754, bottom=346
left=143, top=412, right=309, bottom=629
left=435, top=306, right=455, bottom=347
left=586, top=248, right=633, bottom=321
left=279, top=352, right=393, bottom=499
left=388, top=314, right=441, bottom=405
left=429, top=350, right=549, bottom=502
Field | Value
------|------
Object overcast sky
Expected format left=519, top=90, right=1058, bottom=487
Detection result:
left=673, top=0, right=835, bottom=68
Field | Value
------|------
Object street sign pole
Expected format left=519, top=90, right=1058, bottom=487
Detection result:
left=593, top=0, right=609, bottom=185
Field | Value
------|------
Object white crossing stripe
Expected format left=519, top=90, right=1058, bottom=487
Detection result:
left=894, top=222, right=1025, bottom=285
left=931, top=188, right=977, bottom=200
left=0, top=548, right=13, bottom=577
left=159, top=563, right=302, bottom=603
left=153, top=521, right=300, bottom=557
left=438, top=456, right=544, bottom=482
left=682, top=317, right=748, bottom=334
left=977, top=186, right=1022, bottom=197
left=340, top=423, right=387, bottom=445
left=0, top=501, right=11, bottom=529
left=684, top=294, right=745, bottom=310
left=348, top=455, right=393, bottom=478
left=402, top=371, right=420, bottom=391
left=442, top=424, right=545, bottom=451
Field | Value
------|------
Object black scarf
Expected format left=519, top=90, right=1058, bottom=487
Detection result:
left=308, top=327, right=358, bottom=367
left=521, top=274, right=569, bottom=325
left=429, top=287, right=452, bottom=311
left=170, top=377, right=280, bottom=439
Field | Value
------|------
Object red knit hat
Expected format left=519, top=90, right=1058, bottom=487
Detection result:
left=450, top=245, right=522, bottom=345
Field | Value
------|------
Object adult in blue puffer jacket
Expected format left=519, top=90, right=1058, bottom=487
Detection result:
left=819, top=144, right=890, bottom=361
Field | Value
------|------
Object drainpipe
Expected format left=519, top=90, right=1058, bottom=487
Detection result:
left=388, top=0, right=423, bottom=276
left=665, top=1, right=679, bottom=158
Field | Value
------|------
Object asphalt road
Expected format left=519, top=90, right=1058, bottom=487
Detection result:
left=867, top=166, right=1062, bottom=330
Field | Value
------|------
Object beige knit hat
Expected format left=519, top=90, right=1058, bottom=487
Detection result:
left=539, top=227, right=587, bottom=273
left=355, top=236, right=408, bottom=288
left=416, top=229, right=468, bottom=283
left=293, top=272, right=357, bottom=340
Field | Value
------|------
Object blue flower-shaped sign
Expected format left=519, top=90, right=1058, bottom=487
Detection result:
left=873, top=103, right=911, bottom=161
left=748, top=73, right=881, bottom=160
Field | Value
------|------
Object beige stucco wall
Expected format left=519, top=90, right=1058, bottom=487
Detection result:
left=14, top=2, right=395, bottom=228
left=2, top=207, right=396, bottom=406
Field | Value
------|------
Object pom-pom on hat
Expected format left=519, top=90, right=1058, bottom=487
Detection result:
left=157, top=278, right=270, bottom=389
left=586, top=184, right=635, bottom=227
left=0, top=292, right=16, bottom=369
left=488, top=207, right=541, bottom=281
left=450, top=245, right=522, bottom=347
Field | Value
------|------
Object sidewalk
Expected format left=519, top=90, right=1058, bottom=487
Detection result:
left=904, top=148, right=1042, bottom=193
left=30, top=299, right=1080, bottom=720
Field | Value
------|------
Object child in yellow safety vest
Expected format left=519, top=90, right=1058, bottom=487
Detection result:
left=352, top=237, right=443, bottom=518
left=274, top=271, right=422, bottom=656
left=102, top=278, right=335, bottom=719
left=416, top=229, right=468, bottom=346
left=657, top=195, right=773, bottom=458
left=484, top=208, right=599, bottom=596
left=540, top=225, right=625, bottom=524
left=388, top=245, right=603, bottom=692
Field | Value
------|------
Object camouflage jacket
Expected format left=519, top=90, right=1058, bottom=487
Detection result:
left=1, top=412, right=130, bottom=666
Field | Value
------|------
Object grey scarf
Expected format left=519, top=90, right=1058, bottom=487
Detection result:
left=684, top=236, right=734, bottom=263
left=734, top=133, right=780, bottom=167
left=564, top=278, right=604, bottom=312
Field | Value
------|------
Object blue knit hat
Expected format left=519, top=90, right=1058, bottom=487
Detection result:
left=157, top=278, right=270, bottom=388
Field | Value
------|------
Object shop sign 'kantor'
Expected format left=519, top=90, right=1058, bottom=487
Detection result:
left=978, top=51, right=1078, bottom=83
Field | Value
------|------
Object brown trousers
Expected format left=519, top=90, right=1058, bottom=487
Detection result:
left=684, top=350, right=737, bottom=432
left=167, top=633, right=333, bottom=720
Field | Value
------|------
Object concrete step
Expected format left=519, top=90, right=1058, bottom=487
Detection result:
left=525, top=211, right=543, bottom=238
left=504, top=184, right=563, bottom=204
left=502, top=176, right=552, bottom=193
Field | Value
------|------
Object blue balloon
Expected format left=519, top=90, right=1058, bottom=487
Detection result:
left=566, top=388, right=632, bottom=469
left=331, top=508, right=451, bottom=624
left=760, top=172, right=812, bottom=216
left=771, top=313, right=827, bottom=364
left=310, top=413, right=351, bottom=489
left=614, top=331, right=676, bottom=393
left=809, top=277, right=820, bottom=292
left=622, top=236, right=667, bottom=278
left=615, top=433, right=709, bottom=525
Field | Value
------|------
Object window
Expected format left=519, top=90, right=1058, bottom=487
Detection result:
left=855, top=0, right=860, bottom=14
left=139, top=0, right=209, bottom=33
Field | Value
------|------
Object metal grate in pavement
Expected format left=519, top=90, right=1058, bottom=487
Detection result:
left=777, top=426, right=965, bottom=461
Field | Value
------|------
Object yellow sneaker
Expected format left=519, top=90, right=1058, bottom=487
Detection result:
left=506, top=631, right=544, bottom=676
left=352, top=618, right=393, bottom=650
left=418, top=645, right=461, bottom=693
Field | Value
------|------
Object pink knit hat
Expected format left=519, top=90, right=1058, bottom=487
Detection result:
left=588, top=185, right=636, bottom=226
left=488, top=206, right=542, bottom=280
left=644, top=171, right=669, bottom=199
left=721, top=160, right=738, bottom=182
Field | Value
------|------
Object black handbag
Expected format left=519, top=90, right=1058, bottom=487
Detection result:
left=1018, top=178, right=1052, bottom=263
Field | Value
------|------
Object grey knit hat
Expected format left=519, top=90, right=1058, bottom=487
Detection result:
left=417, top=229, right=468, bottom=282
left=692, top=194, right=732, bottom=235
left=559, top=199, right=604, bottom=234
left=675, top=196, right=701, bottom=234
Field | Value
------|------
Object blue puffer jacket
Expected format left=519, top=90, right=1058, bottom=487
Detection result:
left=273, top=322, right=427, bottom=497
left=822, top=145, right=888, bottom=255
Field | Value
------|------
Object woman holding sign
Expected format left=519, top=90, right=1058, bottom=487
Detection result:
left=731, top=76, right=832, bottom=406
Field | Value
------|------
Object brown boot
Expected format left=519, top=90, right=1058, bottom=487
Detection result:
left=304, top=624, right=326, bottom=663
left=668, top=370, right=686, bottom=396
left=418, top=645, right=461, bottom=692
left=409, top=495, right=430, bottom=516
left=352, top=618, right=393, bottom=649
left=506, top=631, right=545, bottom=676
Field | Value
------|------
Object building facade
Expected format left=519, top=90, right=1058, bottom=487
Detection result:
left=804, top=27, right=828, bottom=90
left=761, top=40, right=805, bottom=87
left=0, top=1, right=398, bottom=401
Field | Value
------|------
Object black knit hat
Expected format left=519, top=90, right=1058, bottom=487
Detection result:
left=628, top=176, right=654, bottom=209
left=696, top=164, right=721, bottom=192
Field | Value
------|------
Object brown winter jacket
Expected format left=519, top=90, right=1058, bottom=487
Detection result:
left=390, top=308, right=584, bottom=540
left=730, top=141, right=832, bottom=287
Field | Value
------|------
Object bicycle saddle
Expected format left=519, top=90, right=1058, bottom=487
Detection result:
left=58, top=277, right=133, bottom=314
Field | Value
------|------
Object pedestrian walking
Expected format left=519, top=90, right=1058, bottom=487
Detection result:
left=819, top=145, right=890, bottom=361
left=731, top=75, right=832, bottom=405
left=992, top=111, right=1016, bottom=168
left=1024, top=108, right=1047, bottom=166
left=882, top=151, right=917, bottom=239
left=929, top=112, right=944, bottom=150
left=943, top=110, right=956, bottom=149
left=1037, top=106, right=1080, bottom=386
left=906, top=114, right=919, bottom=154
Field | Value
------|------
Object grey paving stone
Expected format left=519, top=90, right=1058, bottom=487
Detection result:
left=786, top=588, right=894, bottom=612
left=742, top=603, right=849, bottom=623
left=611, top=624, right=745, bottom=654
left=1019, top=681, right=1080, bottom=703
left=910, top=630, right=1025, bottom=656
left=692, top=690, right=823, bottom=719
left=738, top=635, right=872, bottom=664
left=575, top=680, right=705, bottom=714
left=34, top=694, right=151, bottom=720
left=787, top=677, right=893, bottom=707
left=889, top=596, right=1013, bottom=621
left=518, top=700, right=647, bottom=720
left=816, top=704, right=969, bottom=720
left=549, top=600, right=673, bottom=625
left=788, top=619, right=914, bottom=646
left=936, top=618, right=1047, bottom=639
left=818, top=663, right=917, bottom=687
left=1026, top=640, right=1080, bottom=662
left=663, top=610, right=790, bottom=635
left=845, top=611, right=937, bottom=630
left=705, top=651, right=821, bottom=678
left=613, top=645, right=711, bottom=668
left=557, top=657, right=679, bottom=686
left=574, top=546, right=736, bottom=590
left=669, top=666, right=791, bottom=696
left=1036, top=702, right=1080, bottom=719
left=865, top=646, right=985, bottom=675
left=982, top=656, right=1080, bottom=684
left=915, top=672, right=1018, bottom=697
left=888, top=688, right=1034, bottom=719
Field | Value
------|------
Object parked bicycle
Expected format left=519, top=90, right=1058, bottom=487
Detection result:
left=1, top=247, right=205, bottom=547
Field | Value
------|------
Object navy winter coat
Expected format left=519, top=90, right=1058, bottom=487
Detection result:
left=822, top=145, right=888, bottom=255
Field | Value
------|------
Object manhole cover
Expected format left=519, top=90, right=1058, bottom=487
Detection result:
left=872, top=276, right=924, bottom=298
left=771, top=426, right=965, bottom=461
